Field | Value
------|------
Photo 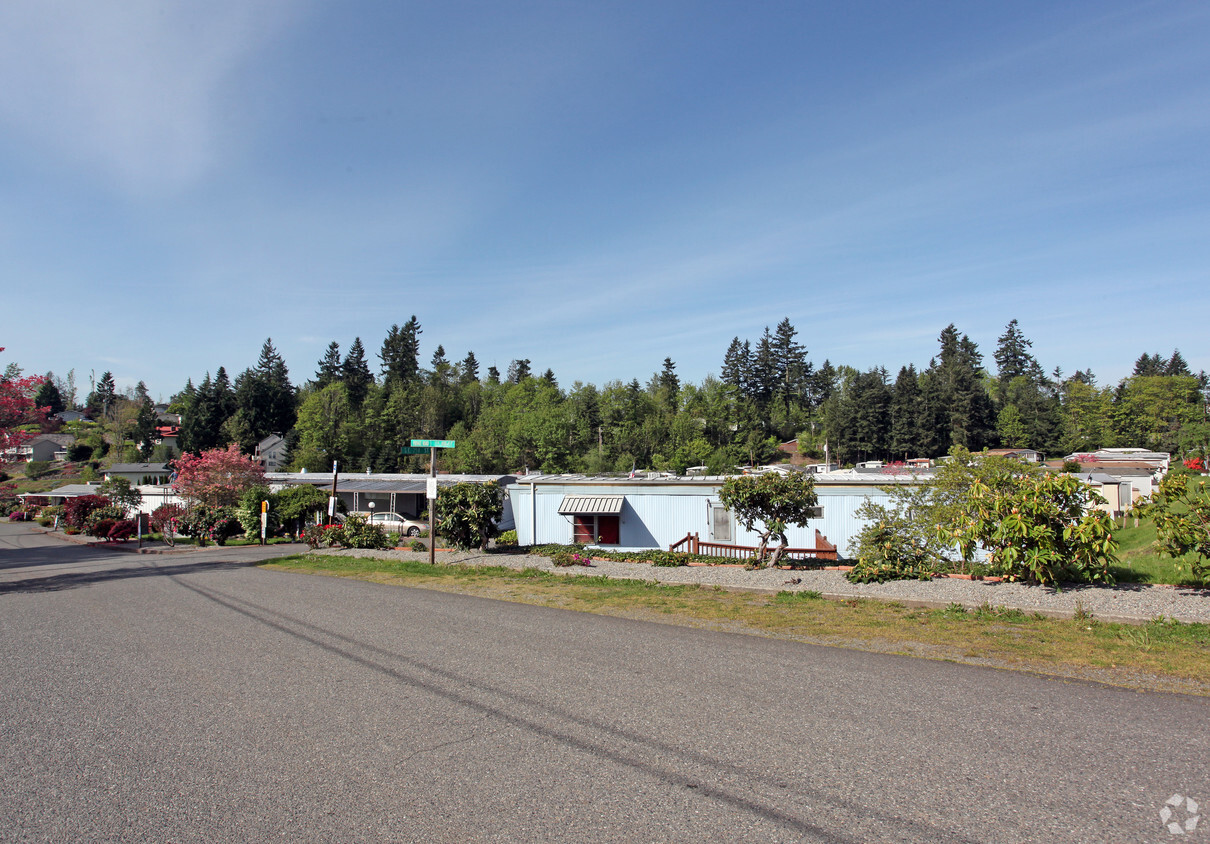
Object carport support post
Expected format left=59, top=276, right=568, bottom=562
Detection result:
left=428, top=446, right=437, bottom=565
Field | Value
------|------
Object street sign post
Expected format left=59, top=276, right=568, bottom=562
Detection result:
left=405, top=439, right=456, bottom=564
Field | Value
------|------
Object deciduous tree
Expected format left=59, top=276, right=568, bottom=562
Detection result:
left=718, top=471, right=818, bottom=567
left=0, top=348, right=46, bottom=458
left=172, top=444, right=266, bottom=508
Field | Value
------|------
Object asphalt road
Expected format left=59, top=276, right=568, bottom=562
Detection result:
left=1, top=521, right=1206, bottom=843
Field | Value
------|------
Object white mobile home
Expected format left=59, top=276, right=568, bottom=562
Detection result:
left=506, top=473, right=921, bottom=557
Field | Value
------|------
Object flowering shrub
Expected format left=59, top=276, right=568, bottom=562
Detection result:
left=107, top=520, right=137, bottom=542
left=551, top=549, right=593, bottom=567
left=303, top=524, right=332, bottom=549
left=324, top=514, right=390, bottom=550
left=1185, top=457, right=1205, bottom=472
left=179, top=505, right=241, bottom=546
left=64, top=495, right=111, bottom=530
left=8, top=510, right=28, bottom=521
left=150, top=504, right=187, bottom=546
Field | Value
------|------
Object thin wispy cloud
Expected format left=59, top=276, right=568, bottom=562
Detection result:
left=0, top=0, right=302, bottom=196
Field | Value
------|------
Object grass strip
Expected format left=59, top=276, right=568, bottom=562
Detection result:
left=261, top=553, right=1210, bottom=695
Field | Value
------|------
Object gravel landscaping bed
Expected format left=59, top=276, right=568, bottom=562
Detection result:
left=313, top=547, right=1210, bottom=625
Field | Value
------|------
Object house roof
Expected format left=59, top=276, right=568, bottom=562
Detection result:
left=107, top=463, right=170, bottom=474
left=265, top=472, right=515, bottom=495
left=30, top=433, right=75, bottom=446
left=32, top=484, right=104, bottom=498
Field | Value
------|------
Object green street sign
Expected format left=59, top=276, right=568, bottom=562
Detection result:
left=399, top=446, right=432, bottom=455
left=410, top=439, right=456, bottom=449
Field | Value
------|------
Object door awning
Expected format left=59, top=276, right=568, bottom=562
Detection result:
left=557, top=495, right=625, bottom=515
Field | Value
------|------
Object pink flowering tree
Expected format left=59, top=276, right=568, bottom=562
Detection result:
left=172, top=444, right=266, bottom=508
left=1, top=347, right=47, bottom=462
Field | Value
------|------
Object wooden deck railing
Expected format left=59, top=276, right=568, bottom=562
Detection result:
left=669, top=529, right=838, bottom=562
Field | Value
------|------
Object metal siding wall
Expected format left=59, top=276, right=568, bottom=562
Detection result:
left=620, top=493, right=710, bottom=550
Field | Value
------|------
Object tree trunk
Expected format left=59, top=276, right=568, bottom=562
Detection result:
left=767, top=532, right=788, bottom=568
left=754, top=531, right=773, bottom=568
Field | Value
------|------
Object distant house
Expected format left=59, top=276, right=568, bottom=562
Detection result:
left=1072, top=472, right=1134, bottom=518
left=3, top=433, right=75, bottom=463
left=1066, top=448, right=1170, bottom=474
left=154, top=425, right=181, bottom=452
left=267, top=472, right=517, bottom=526
left=255, top=435, right=289, bottom=472
left=21, top=483, right=102, bottom=506
left=776, top=440, right=808, bottom=466
left=105, top=463, right=171, bottom=485
left=54, top=410, right=92, bottom=423
left=985, top=448, right=1043, bottom=463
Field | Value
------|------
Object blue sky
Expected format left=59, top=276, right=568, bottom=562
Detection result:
left=2, top=1, right=1207, bottom=401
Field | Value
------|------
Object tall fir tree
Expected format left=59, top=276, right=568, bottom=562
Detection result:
left=460, top=351, right=480, bottom=384
left=315, top=341, right=342, bottom=387
left=379, top=316, right=422, bottom=384
left=342, top=338, right=374, bottom=407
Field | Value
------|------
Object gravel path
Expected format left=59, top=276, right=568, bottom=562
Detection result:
left=314, top=546, right=1210, bottom=625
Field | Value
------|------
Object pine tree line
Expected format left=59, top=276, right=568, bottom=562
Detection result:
left=162, top=317, right=1210, bottom=474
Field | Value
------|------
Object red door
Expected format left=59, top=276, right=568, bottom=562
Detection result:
left=597, top=515, right=620, bottom=545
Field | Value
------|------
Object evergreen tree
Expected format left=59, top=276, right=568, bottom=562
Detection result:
left=168, top=378, right=196, bottom=417
left=888, top=365, right=925, bottom=459
left=1166, top=350, right=1191, bottom=377
left=721, top=337, right=750, bottom=395
left=656, top=357, right=680, bottom=413
left=487, top=365, right=500, bottom=384
left=88, top=371, right=116, bottom=418
left=1133, top=353, right=1165, bottom=377
left=429, top=345, right=452, bottom=386
left=134, top=395, right=158, bottom=458
left=771, top=318, right=810, bottom=407
left=342, top=338, right=373, bottom=407
left=460, top=351, right=480, bottom=384
left=810, top=359, right=838, bottom=409
left=748, top=327, right=777, bottom=407
left=507, top=359, right=532, bottom=383
left=315, top=341, right=342, bottom=387
left=180, top=371, right=230, bottom=453
left=379, top=316, right=422, bottom=384
left=228, top=340, right=296, bottom=452
left=824, top=368, right=890, bottom=463
left=922, top=326, right=995, bottom=455
left=34, top=376, right=65, bottom=417
left=994, top=319, right=1035, bottom=384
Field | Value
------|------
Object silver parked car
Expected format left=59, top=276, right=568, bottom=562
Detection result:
left=361, top=511, right=426, bottom=536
